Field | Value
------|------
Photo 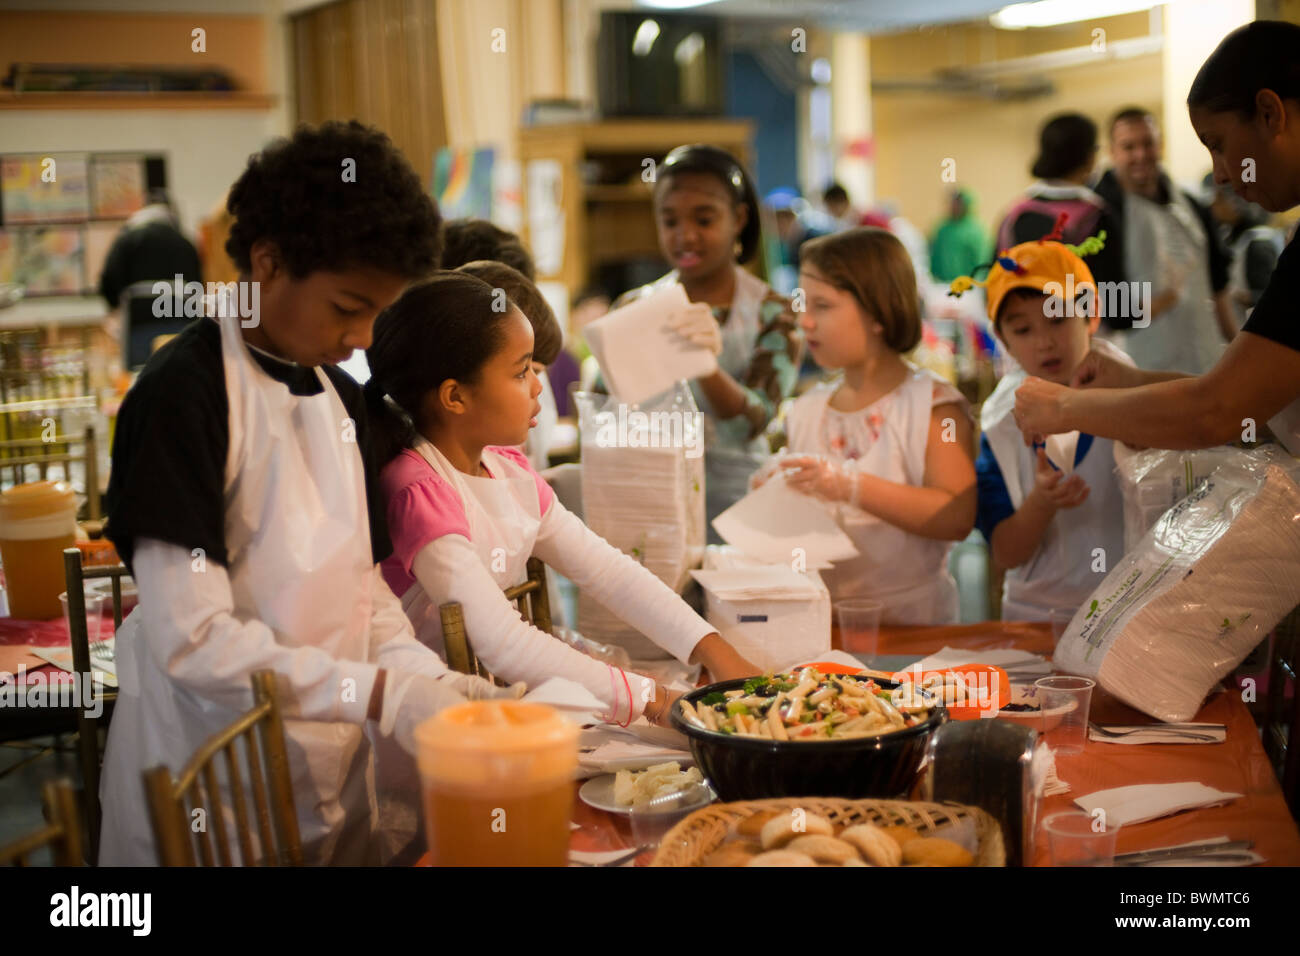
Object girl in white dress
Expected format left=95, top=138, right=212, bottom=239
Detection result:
left=762, top=228, right=977, bottom=625
left=364, top=272, right=756, bottom=726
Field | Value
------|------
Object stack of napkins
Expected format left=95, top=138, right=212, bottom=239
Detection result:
left=521, top=677, right=607, bottom=727
left=711, top=473, right=858, bottom=568
left=1074, top=782, right=1243, bottom=827
left=910, top=646, right=1051, bottom=678
left=689, top=565, right=822, bottom=601
left=584, top=283, right=717, bottom=405
left=577, top=720, right=693, bottom=777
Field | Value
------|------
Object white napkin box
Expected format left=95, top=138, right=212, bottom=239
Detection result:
left=697, top=548, right=831, bottom=672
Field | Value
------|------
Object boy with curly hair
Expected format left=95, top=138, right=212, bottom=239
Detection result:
left=100, top=122, right=516, bottom=866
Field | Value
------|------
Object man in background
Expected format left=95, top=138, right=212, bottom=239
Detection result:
left=1094, top=107, right=1236, bottom=373
left=98, top=189, right=203, bottom=369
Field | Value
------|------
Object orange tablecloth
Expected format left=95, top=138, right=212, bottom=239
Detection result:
left=546, top=621, right=1300, bottom=867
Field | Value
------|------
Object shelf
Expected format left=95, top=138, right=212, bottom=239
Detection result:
left=584, top=183, right=655, bottom=203
left=0, top=92, right=277, bottom=111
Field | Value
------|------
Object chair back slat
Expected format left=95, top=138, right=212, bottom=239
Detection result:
left=0, top=779, right=84, bottom=866
left=223, top=743, right=256, bottom=866
left=189, top=779, right=215, bottom=866
left=252, top=671, right=302, bottom=865
left=202, top=761, right=232, bottom=867
left=243, top=728, right=277, bottom=863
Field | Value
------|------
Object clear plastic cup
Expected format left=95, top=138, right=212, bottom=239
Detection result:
left=1042, top=810, right=1119, bottom=866
left=414, top=700, right=578, bottom=866
left=1048, top=608, right=1075, bottom=649
left=1034, top=675, right=1095, bottom=755
left=628, top=781, right=713, bottom=853
left=60, top=590, right=104, bottom=647
left=835, top=598, right=884, bottom=662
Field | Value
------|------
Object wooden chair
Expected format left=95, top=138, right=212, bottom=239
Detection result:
left=0, top=779, right=83, bottom=866
left=0, top=425, right=100, bottom=519
left=61, top=547, right=129, bottom=862
left=1263, top=603, right=1300, bottom=820
left=441, top=557, right=552, bottom=681
left=143, top=670, right=303, bottom=866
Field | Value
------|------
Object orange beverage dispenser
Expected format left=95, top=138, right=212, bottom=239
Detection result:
left=415, top=700, right=578, bottom=866
left=0, top=480, right=78, bottom=620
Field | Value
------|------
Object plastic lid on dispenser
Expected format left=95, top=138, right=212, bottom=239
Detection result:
left=414, top=700, right=579, bottom=788
left=0, top=480, right=78, bottom=539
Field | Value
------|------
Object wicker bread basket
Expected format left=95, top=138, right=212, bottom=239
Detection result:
left=650, top=797, right=1006, bottom=867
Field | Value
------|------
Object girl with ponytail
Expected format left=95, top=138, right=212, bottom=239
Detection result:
left=368, top=272, right=756, bottom=727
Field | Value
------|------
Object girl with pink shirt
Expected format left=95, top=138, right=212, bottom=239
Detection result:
left=363, top=272, right=756, bottom=726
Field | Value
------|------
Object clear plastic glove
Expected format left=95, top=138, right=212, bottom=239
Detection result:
left=380, top=672, right=525, bottom=755
left=748, top=453, right=784, bottom=492
left=780, top=454, right=854, bottom=504
left=667, top=302, right=723, bottom=355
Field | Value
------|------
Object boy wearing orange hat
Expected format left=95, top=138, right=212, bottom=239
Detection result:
left=968, top=237, right=1135, bottom=620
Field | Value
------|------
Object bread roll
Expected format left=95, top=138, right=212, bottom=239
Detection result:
left=748, top=849, right=817, bottom=867
left=840, top=824, right=902, bottom=867
left=785, top=835, right=859, bottom=865
left=901, top=837, right=975, bottom=867
left=759, top=812, right=834, bottom=850
left=702, top=841, right=760, bottom=867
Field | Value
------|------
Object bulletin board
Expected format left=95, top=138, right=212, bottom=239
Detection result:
left=0, top=151, right=166, bottom=296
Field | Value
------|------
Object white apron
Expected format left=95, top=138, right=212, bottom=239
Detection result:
left=1120, top=191, right=1223, bottom=375
left=99, top=310, right=382, bottom=865
left=785, top=365, right=961, bottom=626
left=398, top=439, right=541, bottom=654
left=981, top=339, right=1133, bottom=620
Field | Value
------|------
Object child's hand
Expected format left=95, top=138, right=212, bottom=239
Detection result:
left=1031, top=446, right=1090, bottom=510
left=748, top=455, right=782, bottom=492
left=780, top=455, right=852, bottom=503
left=667, top=302, right=723, bottom=355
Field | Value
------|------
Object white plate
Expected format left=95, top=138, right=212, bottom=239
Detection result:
left=577, top=773, right=716, bottom=816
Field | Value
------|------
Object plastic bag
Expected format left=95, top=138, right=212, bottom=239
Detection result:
left=1055, top=452, right=1300, bottom=722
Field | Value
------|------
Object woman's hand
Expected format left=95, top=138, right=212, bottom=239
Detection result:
left=779, top=455, right=853, bottom=503
left=1030, top=446, right=1090, bottom=511
left=1070, top=348, right=1140, bottom=390
left=1012, top=376, right=1071, bottom=446
left=667, top=302, right=723, bottom=355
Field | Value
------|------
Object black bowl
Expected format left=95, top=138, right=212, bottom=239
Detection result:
left=670, top=675, right=948, bottom=801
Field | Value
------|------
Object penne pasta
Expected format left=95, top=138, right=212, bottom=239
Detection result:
left=687, top=673, right=932, bottom=743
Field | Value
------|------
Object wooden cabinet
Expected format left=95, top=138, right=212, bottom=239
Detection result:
left=517, top=119, right=753, bottom=293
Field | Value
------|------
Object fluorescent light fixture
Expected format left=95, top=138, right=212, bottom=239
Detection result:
left=632, top=18, right=661, bottom=57
left=991, top=0, right=1161, bottom=29
left=674, top=32, right=705, bottom=66
left=639, top=0, right=725, bottom=9
left=810, top=57, right=831, bottom=84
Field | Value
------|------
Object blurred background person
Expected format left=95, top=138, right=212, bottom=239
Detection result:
left=98, top=188, right=203, bottom=368
left=929, top=187, right=989, bottom=283
left=1204, top=172, right=1286, bottom=329
left=997, top=112, right=1127, bottom=296
left=1095, top=107, right=1236, bottom=372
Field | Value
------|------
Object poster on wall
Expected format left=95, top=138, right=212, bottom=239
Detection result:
left=0, top=153, right=91, bottom=225
left=432, top=147, right=495, bottom=221
left=11, top=226, right=85, bottom=295
left=89, top=154, right=147, bottom=219
left=525, top=158, right=565, bottom=277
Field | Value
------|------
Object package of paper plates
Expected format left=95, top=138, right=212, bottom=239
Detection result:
left=1054, top=454, right=1300, bottom=722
